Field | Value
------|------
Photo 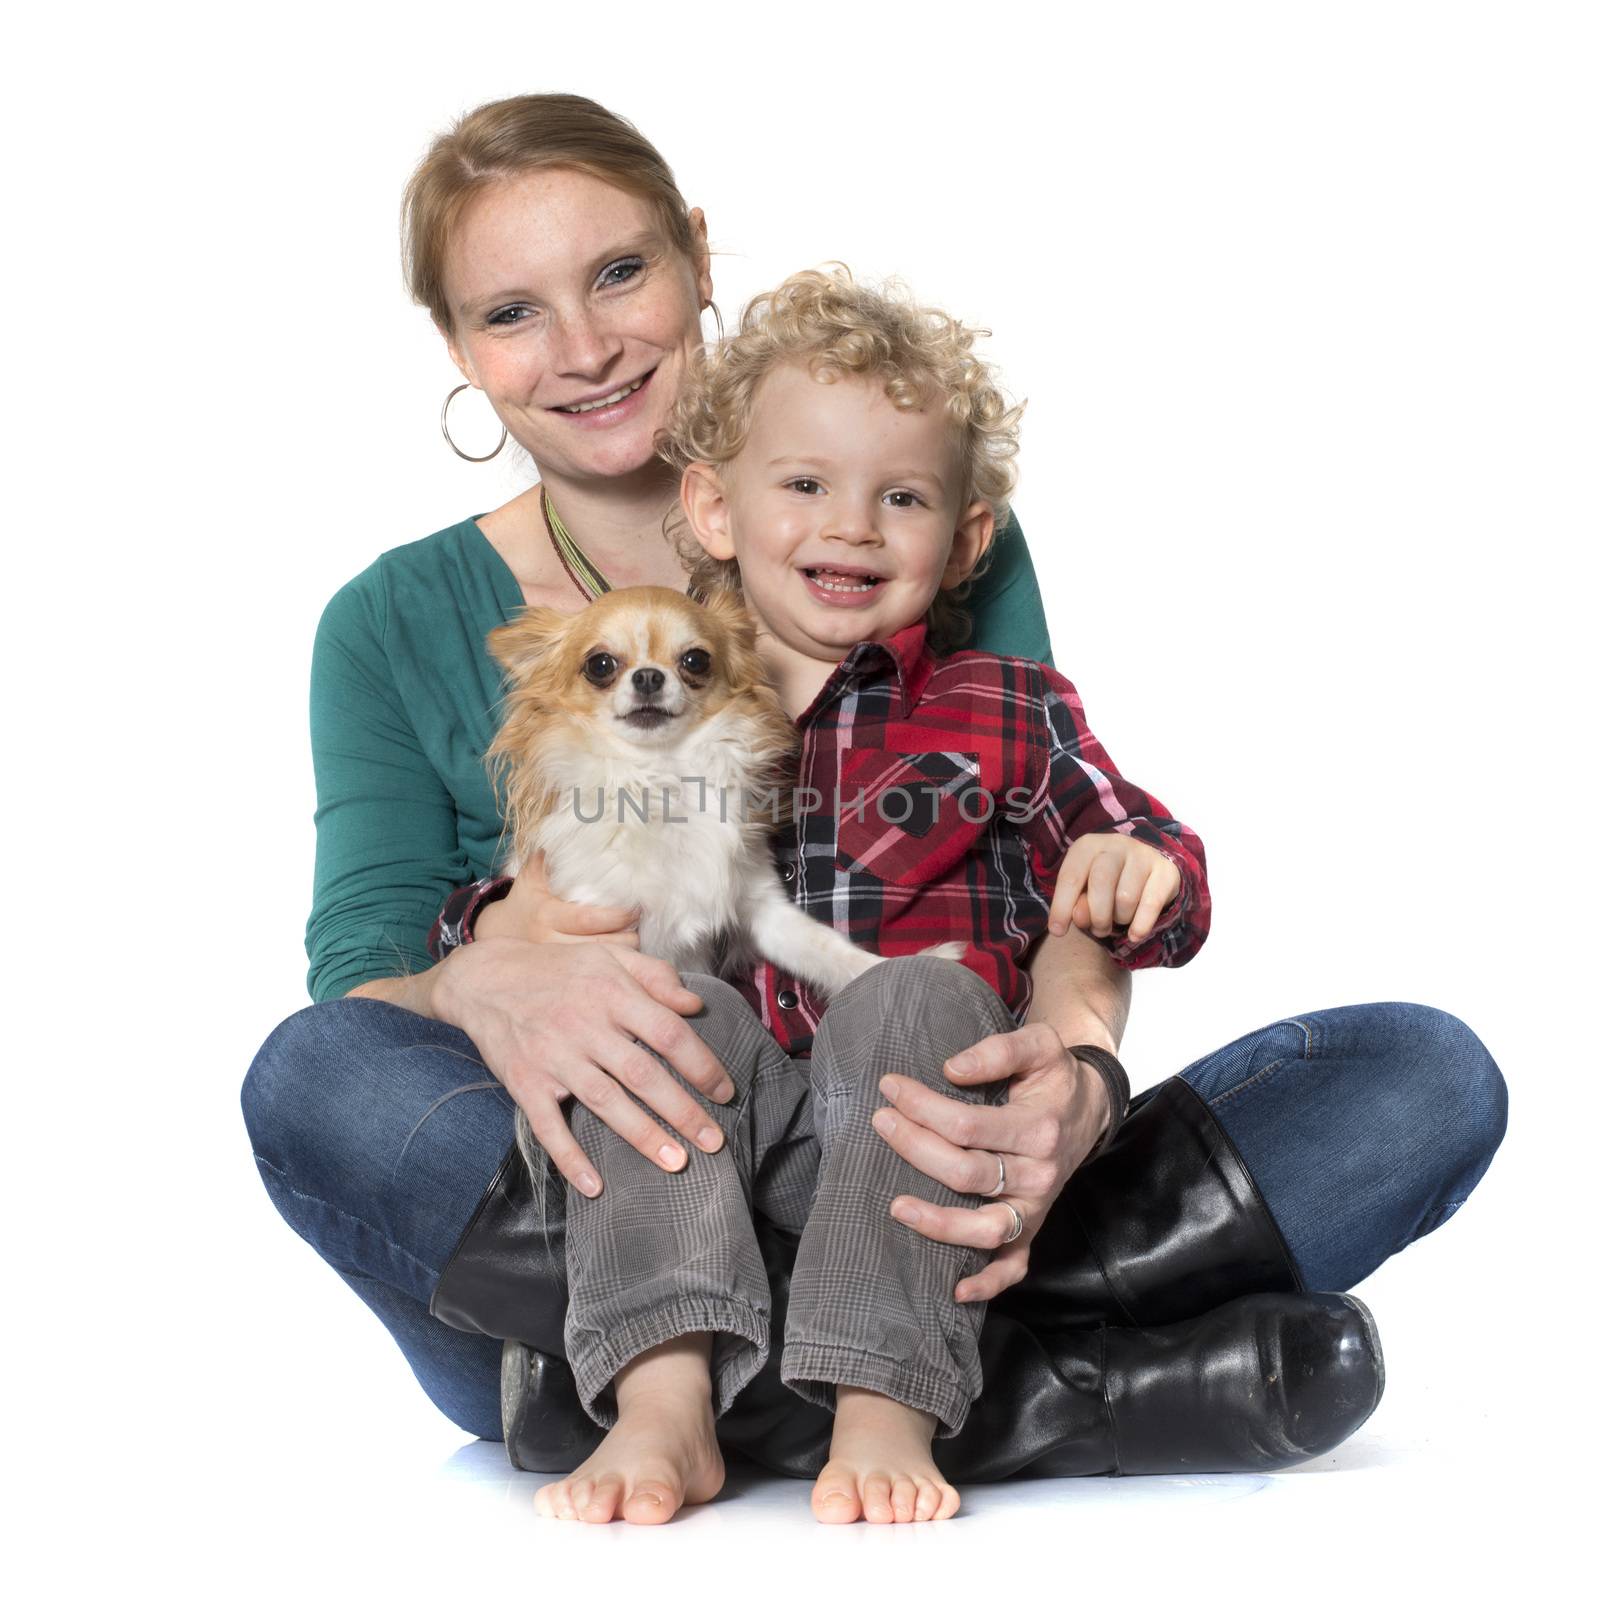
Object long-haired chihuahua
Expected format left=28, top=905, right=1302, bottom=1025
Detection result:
left=484, top=584, right=961, bottom=1181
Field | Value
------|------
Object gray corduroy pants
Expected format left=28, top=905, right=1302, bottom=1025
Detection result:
left=557, top=955, right=1015, bottom=1437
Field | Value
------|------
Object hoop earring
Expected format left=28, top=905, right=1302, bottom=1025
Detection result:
left=704, top=299, right=725, bottom=342
left=441, top=383, right=507, bottom=462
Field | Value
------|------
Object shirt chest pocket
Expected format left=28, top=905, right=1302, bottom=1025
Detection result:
left=835, top=747, right=997, bottom=888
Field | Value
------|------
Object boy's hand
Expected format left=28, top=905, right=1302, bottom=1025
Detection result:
left=1047, top=834, right=1181, bottom=944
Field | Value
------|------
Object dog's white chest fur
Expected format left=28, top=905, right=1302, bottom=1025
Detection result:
left=517, top=723, right=770, bottom=975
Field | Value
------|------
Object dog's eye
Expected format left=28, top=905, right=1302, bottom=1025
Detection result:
left=582, top=652, right=619, bottom=686
left=679, top=648, right=711, bottom=679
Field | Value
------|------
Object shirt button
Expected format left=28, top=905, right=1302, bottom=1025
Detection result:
left=779, top=862, right=797, bottom=883
left=776, top=989, right=799, bottom=1010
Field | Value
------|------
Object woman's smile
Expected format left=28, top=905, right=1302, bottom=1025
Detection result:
left=548, top=365, right=658, bottom=424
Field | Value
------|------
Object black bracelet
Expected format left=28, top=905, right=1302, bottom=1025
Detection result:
left=1067, top=1044, right=1130, bottom=1160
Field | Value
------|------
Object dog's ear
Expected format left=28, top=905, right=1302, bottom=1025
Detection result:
left=696, top=583, right=757, bottom=650
left=697, top=583, right=776, bottom=696
left=487, top=606, right=571, bottom=679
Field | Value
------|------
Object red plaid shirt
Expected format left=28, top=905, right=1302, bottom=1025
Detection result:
left=428, top=619, right=1210, bottom=1055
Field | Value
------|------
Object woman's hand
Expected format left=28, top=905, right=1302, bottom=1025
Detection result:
left=1047, top=834, right=1180, bottom=943
left=474, top=849, right=642, bottom=948
left=870, top=1022, right=1111, bottom=1303
left=433, top=919, right=735, bottom=1199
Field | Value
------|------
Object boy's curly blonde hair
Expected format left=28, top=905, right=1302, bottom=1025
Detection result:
left=656, top=265, right=1025, bottom=654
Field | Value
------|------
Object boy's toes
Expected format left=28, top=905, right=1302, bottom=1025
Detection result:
left=535, top=1479, right=576, bottom=1521
left=811, top=1466, right=862, bottom=1524
left=580, top=1475, right=624, bottom=1523
left=812, top=1462, right=956, bottom=1525
left=622, top=1478, right=680, bottom=1525
left=891, top=1475, right=919, bottom=1522
left=862, top=1472, right=896, bottom=1524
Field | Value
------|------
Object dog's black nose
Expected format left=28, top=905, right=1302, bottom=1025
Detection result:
left=632, top=668, right=666, bottom=697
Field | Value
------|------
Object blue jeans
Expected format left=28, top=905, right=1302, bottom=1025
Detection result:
left=240, top=996, right=1507, bottom=1442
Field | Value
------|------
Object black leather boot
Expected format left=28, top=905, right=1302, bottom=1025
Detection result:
left=937, top=1291, right=1382, bottom=1481
left=990, top=1073, right=1306, bottom=1332
left=431, top=1141, right=568, bottom=1354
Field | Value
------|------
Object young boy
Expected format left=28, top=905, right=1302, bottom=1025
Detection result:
left=430, top=267, right=1210, bottom=1526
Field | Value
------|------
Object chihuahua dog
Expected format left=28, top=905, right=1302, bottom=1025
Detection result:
left=484, top=584, right=961, bottom=1181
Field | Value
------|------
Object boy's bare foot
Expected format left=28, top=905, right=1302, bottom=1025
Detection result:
left=812, top=1385, right=960, bottom=1524
left=533, top=1334, right=726, bottom=1525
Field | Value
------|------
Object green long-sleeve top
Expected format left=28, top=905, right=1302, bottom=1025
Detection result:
left=305, top=511, right=1055, bottom=1003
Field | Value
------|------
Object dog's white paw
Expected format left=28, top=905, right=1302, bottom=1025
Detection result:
left=918, top=940, right=968, bottom=962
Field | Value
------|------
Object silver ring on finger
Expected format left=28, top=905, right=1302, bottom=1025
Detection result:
left=981, top=1151, right=1006, bottom=1198
left=998, top=1201, right=1025, bottom=1245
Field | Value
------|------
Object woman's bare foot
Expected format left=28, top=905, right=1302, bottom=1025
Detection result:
left=533, top=1334, right=726, bottom=1525
left=811, top=1385, right=960, bottom=1524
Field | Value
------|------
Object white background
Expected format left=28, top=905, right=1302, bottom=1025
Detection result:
left=7, top=2, right=1594, bottom=1593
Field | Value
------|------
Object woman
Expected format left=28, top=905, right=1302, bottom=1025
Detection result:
left=241, top=93, right=1507, bottom=1511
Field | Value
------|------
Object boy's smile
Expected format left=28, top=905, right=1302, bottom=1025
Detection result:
left=798, top=564, right=885, bottom=607
left=682, top=361, right=994, bottom=715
